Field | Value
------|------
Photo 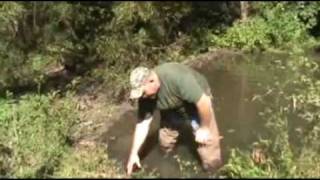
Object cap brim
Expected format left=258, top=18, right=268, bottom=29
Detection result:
left=130, top=87, right=143, bottom=99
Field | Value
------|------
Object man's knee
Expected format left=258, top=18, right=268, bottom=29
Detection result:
left=199, top=148, right=222, bottom=172
left=158, top=128, right=179, bottom=153
left=197, top=139, right=222, bottom=172
left=202, top=158, right=223, bottom=172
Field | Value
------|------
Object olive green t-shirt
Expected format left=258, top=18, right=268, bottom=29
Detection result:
left=138, top=62, right=211, bottom=120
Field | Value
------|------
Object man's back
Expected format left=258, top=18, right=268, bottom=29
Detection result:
left=138, top=62, right=211, bottom=121
left=154, top=62, right=210, bottom=110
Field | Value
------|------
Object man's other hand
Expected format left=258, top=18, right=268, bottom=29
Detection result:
left=195, top=127, right=212, bottom=144
left=126, top=154, right=141, bottom=175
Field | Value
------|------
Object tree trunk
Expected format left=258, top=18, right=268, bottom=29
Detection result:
left=240, top=1, right=249, bottom=21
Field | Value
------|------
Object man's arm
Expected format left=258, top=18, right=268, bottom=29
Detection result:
left=129, top=116, right=153, bottom=157
left=126, top=116, right=153, bottom=175
left=175, top=71, right=219, bottom=143
left=177, top=72, right=215, bottom=128
left=195, top=93, right=220, bottom=143
left=196, top=93, right=213, bottom=128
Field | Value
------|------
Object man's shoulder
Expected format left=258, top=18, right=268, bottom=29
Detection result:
left=155, top=62, right=184, bottom=69
left=154, top=62, right=189, bottom=75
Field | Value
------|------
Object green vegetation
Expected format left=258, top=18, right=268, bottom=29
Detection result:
left=0, top=91, right=77, bottom=178
left=217, top=53, right=320, bottom=178
left=53, top=145, right=124, bottom=178
left=0, top=1, right=320, bottom=178
left=209, top=2, right=320, bottom=51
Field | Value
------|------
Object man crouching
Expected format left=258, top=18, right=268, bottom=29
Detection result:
left=126, top=62, right=222, bottom=175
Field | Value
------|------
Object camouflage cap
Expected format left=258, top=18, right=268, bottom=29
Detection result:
left=129, top=67, right=150, bottom=99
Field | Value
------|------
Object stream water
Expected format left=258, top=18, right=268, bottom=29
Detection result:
left=102, top=50, right=318, bottom=178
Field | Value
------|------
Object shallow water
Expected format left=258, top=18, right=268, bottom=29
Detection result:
left=102, top=51, right=296, bottom=178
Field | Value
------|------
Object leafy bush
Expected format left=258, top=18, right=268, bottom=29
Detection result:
left=0, top=91, right=78, bottom=178
left=209, top=2, right=320, bottom=51
left=208, top=17, right=271, bottom=51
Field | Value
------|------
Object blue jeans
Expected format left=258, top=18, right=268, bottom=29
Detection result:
left=160, top=109, right=200, bottom=131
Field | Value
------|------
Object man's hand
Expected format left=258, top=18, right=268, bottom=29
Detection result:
left=126, top=154, right=141, bottom=176
left=195, top=127, right=212, bottom=144
left=126, top=116, right=153, bottom=175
